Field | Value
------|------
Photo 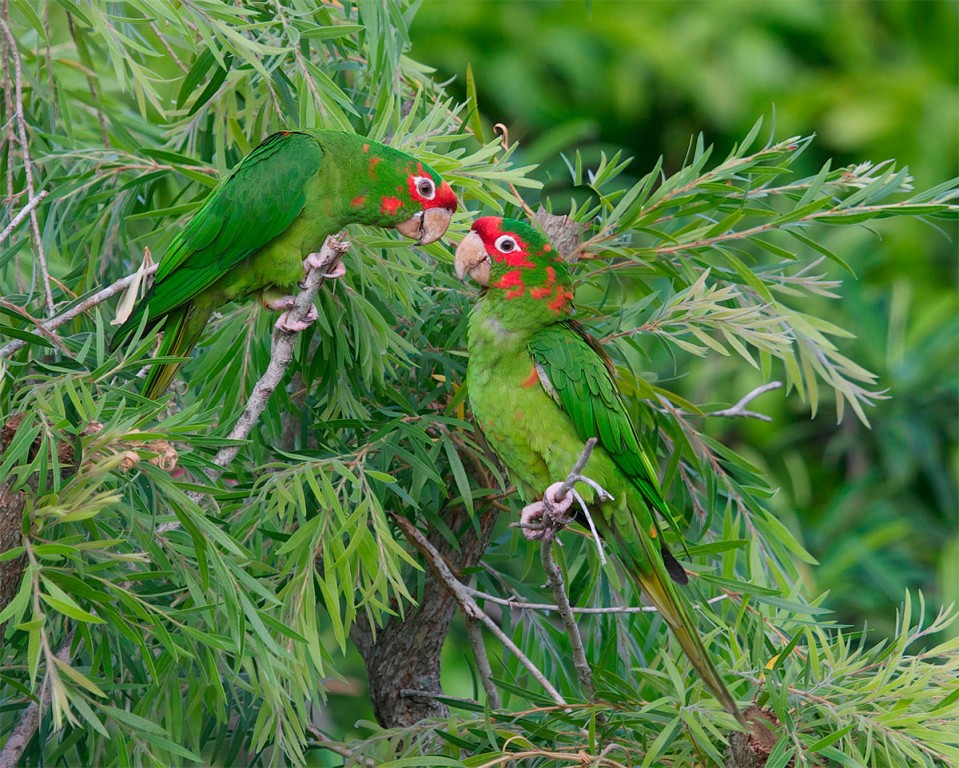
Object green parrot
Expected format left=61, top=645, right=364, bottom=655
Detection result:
left=455, top=216, right=746, bottom=726
left=112, top=129, right=458, bottom=398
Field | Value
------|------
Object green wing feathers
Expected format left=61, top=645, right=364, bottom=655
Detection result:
left=111, top=131, right=325, bottom=396
left=527, top=322, right=665, bottom=505
left=114, top=131, right=323, bottom=346
left=528, top=321, right=744, bottom=723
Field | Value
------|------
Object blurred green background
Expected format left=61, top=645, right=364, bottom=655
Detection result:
left=411, top=0, right=958, bottom=637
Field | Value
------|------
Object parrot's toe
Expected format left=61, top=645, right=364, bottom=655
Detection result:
left=263, top=295, right=296, bottom=311
left=520, top=501, right=547, bottom=540
left=304, top=252, right=346, bottom=278
left=322, top=261, right=347, bottom=279
left=303, top=251, right=328, bottom=271
left=275, top=304, right=319, bottom=334
left=543, top=481, right=575, bottom=523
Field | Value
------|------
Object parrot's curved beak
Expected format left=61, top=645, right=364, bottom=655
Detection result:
left=396, top=207, right=453, bottom=246
left=454, top=231, right=491, bottom=286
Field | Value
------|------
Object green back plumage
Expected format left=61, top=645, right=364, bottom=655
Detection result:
left=462, top=216, right=746, bottom=725
left=112, top=130, right=455, bottom=398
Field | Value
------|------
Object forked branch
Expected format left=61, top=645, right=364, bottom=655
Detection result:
left=156, top=235, right=351, bottom=533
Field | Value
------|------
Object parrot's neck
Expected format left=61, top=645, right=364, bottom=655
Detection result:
left=467, top=296, right=550, bottom=359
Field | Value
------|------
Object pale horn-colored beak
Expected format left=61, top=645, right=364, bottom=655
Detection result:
left=454, top=231, right=491, bottom=286
left=396, top=207, right=454, bottom=245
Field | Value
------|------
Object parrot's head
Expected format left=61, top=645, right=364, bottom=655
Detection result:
left=358, top=140, right=458, bottom=245
left=455, top=217, right=575, bottom=320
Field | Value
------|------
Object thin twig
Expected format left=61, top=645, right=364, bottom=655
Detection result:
left=392, top=515, right=567, bottom=707
left=708, top=381, right=783, bottom=421
left=465, top=615, right=502, bottom=709
left=568, top=487, right=607, bottom=565
left=492, top=123, right=537, bottom=219
left=0, top=263, right=159, bottom=359
left=0, top=629, right=75, bottom=768
left=0, top=188, right=47, bottom=245
left=399, top=689, right=480, bottom=707
left=537, top=441, right=608, bottom=700
left=304, top=725, right=376, bottom=768
left=0, top=17, right=53, bottom=314
left=646, top=381, right=784, bottom=423
left=513, top=438, right=612, bottom=563
left=2, top=0, right=18, bottom=288
left=0, top=298, right=70, bottom=355
left=555, top=437, right=597, bottom=501
left=541, top=538, right=595, bottom=700
left=155, top=236, right=351, bottom=534
left=147, top=20, right=188, bottom=73
left=467, top=587, right=730, bottom=615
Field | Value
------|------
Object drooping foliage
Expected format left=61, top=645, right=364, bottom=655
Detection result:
left=0, top=2, right=956, bottom=766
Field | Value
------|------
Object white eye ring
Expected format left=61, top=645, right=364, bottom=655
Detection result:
left=413, top=175, right=435, bottom=200
left=495, top=235, right=518, bottom=253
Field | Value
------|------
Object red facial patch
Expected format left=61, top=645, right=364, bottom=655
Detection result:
left=435, top=181, right=457, bottom=211
left=472, top=217, right=505, bottom=244
left=362, top=143, right=370, bottom=153
left=350, top=196, right=365, bottom=208
left=521, top=368, right=539, bottom=388
left=368, top=156, right=382, bottom=179
left=407, top=175, right=423, bottom=202
left=473, top=218, right=534, bottom=266
left=493, top=269, right=526, bottom=299
left=380, top=196, right=402, bottom=216
left=547, top=286, right=573, bottom=313
left=530, top=266, right=557, bottom=299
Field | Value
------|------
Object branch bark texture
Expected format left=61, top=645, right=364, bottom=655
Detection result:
left=0, top=630, right=74, bottom=768
left=156, top=235, right=350, bottom=533
left=351, top=505, right=506, bottom=727
left=0, top=263, right=160, bottom=359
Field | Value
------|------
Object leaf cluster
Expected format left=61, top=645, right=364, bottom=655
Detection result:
left=0, top=1, right=956, bottom=766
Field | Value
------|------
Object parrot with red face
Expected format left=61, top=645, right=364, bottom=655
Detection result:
left=455, top=216, right=746, bottom=726
left=112, top=129, right=457, bottom=398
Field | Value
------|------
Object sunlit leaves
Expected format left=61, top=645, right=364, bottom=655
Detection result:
left=573, top=121, right=956, bottom=424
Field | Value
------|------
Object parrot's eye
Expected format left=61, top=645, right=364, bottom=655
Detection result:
left=413, top=176, right=436, bottom=200
left=495, top=235, right=518, bottom=253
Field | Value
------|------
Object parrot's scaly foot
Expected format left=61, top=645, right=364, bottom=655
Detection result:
left=520, top=482, right=576, bottom=541
left=543, top=481, right=575, bottom=523
left=304, top=252, right=347, bottom=279
left=275, top=304, right=319, bottom=334
left=263, top=295, right=296, bottom=311
left=520, top=501, right=547, bottom=541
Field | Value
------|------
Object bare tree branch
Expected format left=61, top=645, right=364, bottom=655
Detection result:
left=0, top=263, right=159, bottom=359
left=0, top=188, right=47, bottom=245
left=540, top=539, right=595, bottom=700
left=465, top=615, right=502, bottom=710
left=0, top=297, right=70, bottom=355
left=556, top=437, right=598, bottom=500
left=392, top=515, right=567, bottom=707
left=0, top=630, right=75, bottom=768
left=649, top=381, right=784, bottom=422
left=156, top=235, right=351, bottom=533
left=708, top=381, right=783, bottom=421
left=467, top=586, right=730, bottom=615
left=530, top=440, right=614, bottom=701
left=0, top=17, right=53, bottom=314
left=305, top=725, right=376, bottom=768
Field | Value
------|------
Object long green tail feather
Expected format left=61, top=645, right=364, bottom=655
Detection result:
left=607, top=515, right=747, bottom=727
left=141, top=303, right=210, bottom=399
